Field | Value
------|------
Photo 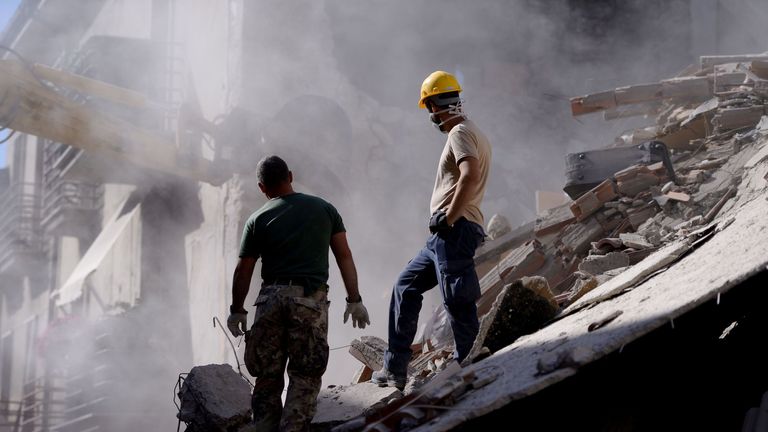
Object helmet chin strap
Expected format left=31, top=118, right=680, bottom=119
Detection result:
left=430, top=100, right=467, bottom=133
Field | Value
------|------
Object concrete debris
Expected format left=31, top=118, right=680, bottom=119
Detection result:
left=534, top=203, right=576, bottom=238
left=619, top=233, right=654, bottom=250
left=486, top=214, right=512, bottom=240
left=569, top=179, right=618, bottom=221
left=334, top=50, right=768, bottom=431
left=349, top=336, right=388, bottom=374
left=578, top=251, right=630, bottom=275
left=177, top=364, right=252, bottom=432
left=464, top=277, right=558, bottom=365
left=536, top=346, right=596, bottom=376
left=562, top=271, right=599, bottom=305
left=665, top=191, right=691, bottom=202
left=313, top=383, right=402, bottom=429
left=478, top=240, right=546, bottom=315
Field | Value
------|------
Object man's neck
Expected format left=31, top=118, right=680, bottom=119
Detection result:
left=442, top=116, right=466, bottom=132
left=267, top=186, right=295, bottom=199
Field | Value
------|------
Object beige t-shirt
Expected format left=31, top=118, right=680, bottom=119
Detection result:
left=429, top=119, right=491, bottom=227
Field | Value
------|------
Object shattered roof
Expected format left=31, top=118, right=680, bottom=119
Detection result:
left=332, top=52, right=768, bottom=431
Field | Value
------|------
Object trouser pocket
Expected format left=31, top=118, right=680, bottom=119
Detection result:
left=244, top=295, right=281, bottom=377
left=286, top=295, right=329, bottom=377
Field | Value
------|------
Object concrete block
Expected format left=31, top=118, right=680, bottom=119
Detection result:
left=466, top=277, right=558, bottom=364
left=620, top=233, right=654, bottom=249
left=313, top=383, right=402, bottom=429
left=578, top=251, right=630, bottom=275
left=177, top=364, right=252, bottom=432
left=569, top=179, right=618, bottom=221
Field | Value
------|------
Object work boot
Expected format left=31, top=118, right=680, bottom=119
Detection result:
left=370, top=368, right=406, bottom=391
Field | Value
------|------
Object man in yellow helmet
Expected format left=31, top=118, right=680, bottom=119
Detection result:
left=372, top=71, right=492, bottom=390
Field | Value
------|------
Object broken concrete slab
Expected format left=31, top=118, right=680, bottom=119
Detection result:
left=498, top=240, right=547, bottom=282
left=349, top=336, right=388, bottom=373
left=313, top=383, right=402, bottom=429
left=619, top=233, right=654, bottom=249
left=177, top=364, right=252, bottom=432
left=578, top=251, right=630, bottom=275
left=465, top=277, right=558, bottom=365
left=563, top=272, right=599, bottom=305
left=559, top=216, right=606, bottom=256
left=665, top=191, right=691, bottom=202
left=534, top=203, right=576, bottom=238
left=563, top=239, right=692, bottom=313
left=478, top=240, right=546, bottom=316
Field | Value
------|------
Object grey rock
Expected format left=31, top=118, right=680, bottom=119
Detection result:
left=313, top=383, right=402, bottom=428
left=619, top=233, right=654, bottom=249
left=486, top=214, right=512, bottom=240
left=177, top=364, right=252, bottom=432
left=578, top=251, right=631, bottom=275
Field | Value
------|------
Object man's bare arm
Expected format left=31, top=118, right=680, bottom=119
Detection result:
left=330, top=232, right=361, bottom=302
left=445, top=156, right=481, bottom=225
left=231, top=257, right=257, bottom=311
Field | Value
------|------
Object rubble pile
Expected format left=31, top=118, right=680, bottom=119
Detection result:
left=329, top=51, right=768, bottom=431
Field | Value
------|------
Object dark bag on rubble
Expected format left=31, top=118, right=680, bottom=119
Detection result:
left=563, top=140, right=676, bottom=200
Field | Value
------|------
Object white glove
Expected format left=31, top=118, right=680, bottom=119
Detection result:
left=227, top=312, right=248, bottom=337
left=344, top=298, right=370, bottom=329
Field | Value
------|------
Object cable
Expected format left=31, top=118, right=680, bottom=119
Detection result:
left=329, top=344, right=351, bottom=351
left=0, top=129, right=16, bottom=145
left=213, top=316, right=254, bottom=389
left=0, top=45, right=58, bottom=91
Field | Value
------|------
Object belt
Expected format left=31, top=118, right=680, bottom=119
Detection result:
left=263, top=277, right=304, bottom=287
left=262, top=278, right=328, bottom=294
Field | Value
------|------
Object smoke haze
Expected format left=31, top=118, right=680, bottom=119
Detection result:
left=1, top=0, right=767, bottom=430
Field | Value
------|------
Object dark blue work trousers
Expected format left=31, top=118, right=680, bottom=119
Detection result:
left=383, top=218, right=485, bottom=376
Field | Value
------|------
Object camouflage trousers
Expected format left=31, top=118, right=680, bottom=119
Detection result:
left=244, top=284, right=329, bottom=432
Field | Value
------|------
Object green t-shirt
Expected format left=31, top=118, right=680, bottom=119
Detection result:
left=239, top=192, right=345, bottom=290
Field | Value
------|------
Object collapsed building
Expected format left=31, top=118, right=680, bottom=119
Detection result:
left=0, top=0, right=766, bottom=431
left=304, top=53, right=768, bottom=431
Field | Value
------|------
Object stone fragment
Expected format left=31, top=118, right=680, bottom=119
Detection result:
left=619, top=233, right=654, bottom=249
left=313, top=383, right=403, bottom=428
left=177, top=364, right=252, bottom=432
left=465, top=277, right=558, bottom=364
left=486, top=214, right=511, bottom=240
left=564, top=271, right=600, bottom=304
left=665, top=191, right=691, bottom=202
left=578, top=251, right=630, bottom=275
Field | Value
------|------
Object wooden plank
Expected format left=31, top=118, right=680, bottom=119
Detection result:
left=571, top=77, right=711, bottom=117
left=713, top=105, right=766, bottom=131
left=701, top=54, right=768, bottom=69
left=570, top=90, right=616, bottom=116
left=31, top=62, right=149, bottom=109
left=660, top=76, right=711, bottom=98
left=614, top=83, right=662, bottom=105
left=558, top=216, right=605, bottom=256
left=477, top=241, right=546, bottom=316
left=534, top=203, right=576, bottom=237
left=474, top=221, right=534, bottom=270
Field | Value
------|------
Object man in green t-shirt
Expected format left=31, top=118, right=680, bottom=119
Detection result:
left=227, top=155, right=370, bottom=432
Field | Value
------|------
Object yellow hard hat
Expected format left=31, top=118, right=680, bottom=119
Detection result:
left=418, top=71, right=462, bottom=109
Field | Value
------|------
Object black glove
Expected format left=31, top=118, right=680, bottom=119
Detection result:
left=429, top=210, right=451, bottom=234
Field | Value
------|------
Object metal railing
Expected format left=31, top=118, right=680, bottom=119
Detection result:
left=40, top=180, right=102, bottom=229
left=0, top=183, right=43, bottom=270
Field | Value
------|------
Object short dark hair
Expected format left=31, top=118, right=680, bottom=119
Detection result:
left=256, top=156, right=290, bottom=188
